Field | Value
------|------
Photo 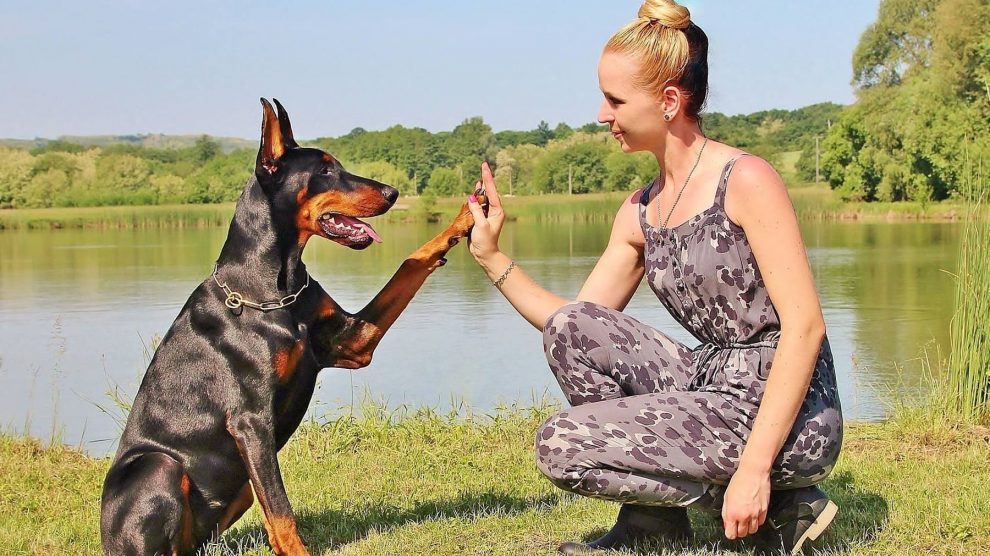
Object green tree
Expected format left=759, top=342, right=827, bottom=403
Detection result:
left=351, top=160, right=415, bottom=196
left=193, top=135, right=222, bottom=163
left=425, top=167, right=461, bottom=196
left=533, top=137, right=611, bottom=194
left=0, top=147, right=34, bottom=208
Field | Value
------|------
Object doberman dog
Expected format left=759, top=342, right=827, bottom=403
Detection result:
left=100, top=99, right=481, bottom=556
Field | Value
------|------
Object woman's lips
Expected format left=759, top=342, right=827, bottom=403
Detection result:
left=612, top=131, right=624, bottom=139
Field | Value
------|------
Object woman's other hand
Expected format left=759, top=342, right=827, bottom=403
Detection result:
left=466, top=161, right=505, bottom=265
left=721, top=464, right=770, bottom=540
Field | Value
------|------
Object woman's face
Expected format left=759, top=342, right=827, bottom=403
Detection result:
left=596, top=50, right=666, bottom=153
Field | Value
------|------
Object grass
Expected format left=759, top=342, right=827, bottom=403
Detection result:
left=2, top=401, right=988, bottom=555
left=0, top=203, right=236, bottom=230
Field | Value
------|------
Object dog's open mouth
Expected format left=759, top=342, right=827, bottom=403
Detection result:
left=319, top=213, right=382, bottom=248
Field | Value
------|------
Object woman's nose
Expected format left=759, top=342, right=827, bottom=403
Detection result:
left=597, top=101, right=612, bottom=124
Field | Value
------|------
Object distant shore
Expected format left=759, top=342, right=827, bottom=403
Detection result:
left=0, top=186, right=985, bottom=231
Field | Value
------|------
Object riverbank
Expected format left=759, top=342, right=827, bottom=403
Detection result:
left=3, top=406, right=987, bottom=555
left=0, top=187, right=985, bottom=230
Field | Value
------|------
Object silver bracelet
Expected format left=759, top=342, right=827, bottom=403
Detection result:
left=492, top=260, right=516, bottom=288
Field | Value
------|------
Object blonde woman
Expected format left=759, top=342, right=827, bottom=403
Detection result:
left=466, top=1, right=843, bottom=554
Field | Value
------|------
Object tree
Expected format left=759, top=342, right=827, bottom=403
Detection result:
left=819, top=0, right=990, bottom=202
left=533, top=136, right=611, bottom=194
left=424, top=167, right=461, bottom=196
left=535, top=120, right=553, bottom=146
left=193, top=135, right=221, bottom=163
left=350, top=160, right=415, bottom=196
left=0, top=147, right=34, bottom=208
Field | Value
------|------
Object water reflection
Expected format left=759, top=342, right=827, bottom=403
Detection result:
left=0, top=218, right=960, bottom=454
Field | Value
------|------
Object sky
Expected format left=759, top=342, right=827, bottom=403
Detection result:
left=0, top=1, right=881, bottom=140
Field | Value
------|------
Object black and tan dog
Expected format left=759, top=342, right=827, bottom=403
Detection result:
left=100, top=99, right=479, bottom=556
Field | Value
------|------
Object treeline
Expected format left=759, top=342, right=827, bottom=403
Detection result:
left=818, top=0, right=990, bottom=202
left=0, top=103, right=841, bottom=209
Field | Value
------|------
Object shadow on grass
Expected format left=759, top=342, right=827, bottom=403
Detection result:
left=215, top=490, right=559, bottom=554
left=568, top=471, right=889, bottom=555
left=210, top=471, right=887, bottom=555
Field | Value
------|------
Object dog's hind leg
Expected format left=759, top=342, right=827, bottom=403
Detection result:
left=100, top=452, right=195, bottom=556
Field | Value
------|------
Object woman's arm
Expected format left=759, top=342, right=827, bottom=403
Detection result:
left=467, top=163, right=646, bottom=330
left=720, top=156, right=827, bottom=540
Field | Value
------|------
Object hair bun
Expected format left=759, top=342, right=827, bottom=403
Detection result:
left=638, top=0, right=691, bottom=30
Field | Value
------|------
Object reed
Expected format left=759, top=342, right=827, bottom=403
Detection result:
left=945, top=161, right=990, bottom=423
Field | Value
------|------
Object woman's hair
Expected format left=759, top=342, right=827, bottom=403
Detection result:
left=605, top=0, right=710, bottom=122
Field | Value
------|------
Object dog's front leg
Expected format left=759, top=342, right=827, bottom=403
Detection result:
left=315, top=202, right=478, bottom=368
left=226, top=413, right=310, bottom=556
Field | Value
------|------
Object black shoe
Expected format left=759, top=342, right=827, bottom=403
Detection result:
left=759, top=486, right=839, bottom=555
left=557, top=504, right=692, bottom=554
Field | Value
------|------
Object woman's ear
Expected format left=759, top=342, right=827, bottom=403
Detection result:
left=660, top=85, right=682, bottom=121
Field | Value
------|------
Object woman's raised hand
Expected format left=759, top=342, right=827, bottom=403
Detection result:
left=466, top=161, right=505, bottom=264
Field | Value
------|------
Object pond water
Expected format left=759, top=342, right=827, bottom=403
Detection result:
left=0, top=218, right=960, bottom=455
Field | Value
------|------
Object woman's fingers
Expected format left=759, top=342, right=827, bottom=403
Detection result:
left=481, top=162, right=502, bottom=209
left=722, top=514, right=736, bottom=540
left=466, top=194, right=487, bottom=226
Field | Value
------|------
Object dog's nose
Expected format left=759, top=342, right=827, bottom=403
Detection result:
left=382, top=186, right=399, bottom=205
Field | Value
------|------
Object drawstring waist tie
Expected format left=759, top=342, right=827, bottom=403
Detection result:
left=689, top=331, right=781, bottom=389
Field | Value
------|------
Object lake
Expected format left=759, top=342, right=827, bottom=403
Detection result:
left=0, top=217, right=960, bottom=455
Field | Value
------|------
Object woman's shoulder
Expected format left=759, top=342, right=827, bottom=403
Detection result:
left=720, top=151, right=791, bottom=227
left=717, top=149, right=784, bottom=193
left=611, top=187, right=649, bottom=247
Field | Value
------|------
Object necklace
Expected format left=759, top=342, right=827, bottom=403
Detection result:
left=659, top=136, right=709, bottom=231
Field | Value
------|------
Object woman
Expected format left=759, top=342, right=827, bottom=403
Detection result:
left=464, top=1, right=843, bottom=554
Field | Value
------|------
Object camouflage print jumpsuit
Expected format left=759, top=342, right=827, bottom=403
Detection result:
left=535, top=155, right=843, bottom=510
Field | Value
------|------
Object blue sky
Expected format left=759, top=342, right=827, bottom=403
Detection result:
left=0, top=1, right=880, bottom=140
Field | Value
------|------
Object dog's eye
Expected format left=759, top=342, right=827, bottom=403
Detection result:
left=319, top=166, right=334, bottom=176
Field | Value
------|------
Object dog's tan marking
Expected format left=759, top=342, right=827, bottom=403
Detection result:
left=260, top=514, right=310, bottom=556
left=274, top=340, right=305, bottom=384
left=215, top=482, right=254, bottom=536
left=171, top=473, right=194, bottom=555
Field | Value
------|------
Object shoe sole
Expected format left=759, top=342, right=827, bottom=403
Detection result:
left=790, top=500, right=838, bottom=555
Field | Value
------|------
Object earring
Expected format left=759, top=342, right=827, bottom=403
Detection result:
left=664, top=113, right=673, bottom=121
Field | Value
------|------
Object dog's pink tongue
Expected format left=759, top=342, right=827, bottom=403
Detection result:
left=361, top=221, right=382, bottom=243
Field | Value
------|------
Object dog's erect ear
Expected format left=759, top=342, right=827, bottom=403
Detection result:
left=272, top=98, right=299, bottom=150
left=257, top=98, right=287, bottom=177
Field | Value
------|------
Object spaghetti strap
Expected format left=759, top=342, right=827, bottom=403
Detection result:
left=714, top=153, right=752, bottom=208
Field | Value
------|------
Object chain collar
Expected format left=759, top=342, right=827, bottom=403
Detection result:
left=212, top=263, right=310, bottom=312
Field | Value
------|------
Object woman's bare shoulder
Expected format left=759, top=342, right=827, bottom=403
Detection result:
left=612, top=188, right=648, bottom=248
left=723, top=154, right=791, bottom=228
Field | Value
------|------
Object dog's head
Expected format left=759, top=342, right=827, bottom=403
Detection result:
left=255, top=98, right=398, bottom=250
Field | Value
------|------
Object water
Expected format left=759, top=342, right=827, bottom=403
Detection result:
left=0, top=218, right=960, bottom=455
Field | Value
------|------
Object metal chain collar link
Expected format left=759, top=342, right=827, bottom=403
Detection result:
left=212, top=263, right=310, bottom=312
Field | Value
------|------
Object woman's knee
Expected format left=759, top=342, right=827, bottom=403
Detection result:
left=534, top=409, right=586, bottom=488
left=774, top=410, right=843, bottom=486
left=542, top=301, right=616, bottom=367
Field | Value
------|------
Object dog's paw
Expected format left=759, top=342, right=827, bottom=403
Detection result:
left=448, top=194, right=487, bottom=236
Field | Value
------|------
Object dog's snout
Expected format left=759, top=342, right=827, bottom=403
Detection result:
left=382, top=186, right=399, bottom=205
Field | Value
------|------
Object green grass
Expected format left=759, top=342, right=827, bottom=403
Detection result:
left=2, top=187, right=988, bottom=231
left=2, top=403, right=988, bottom=555
left=0, top=203, right=236, bottom=230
